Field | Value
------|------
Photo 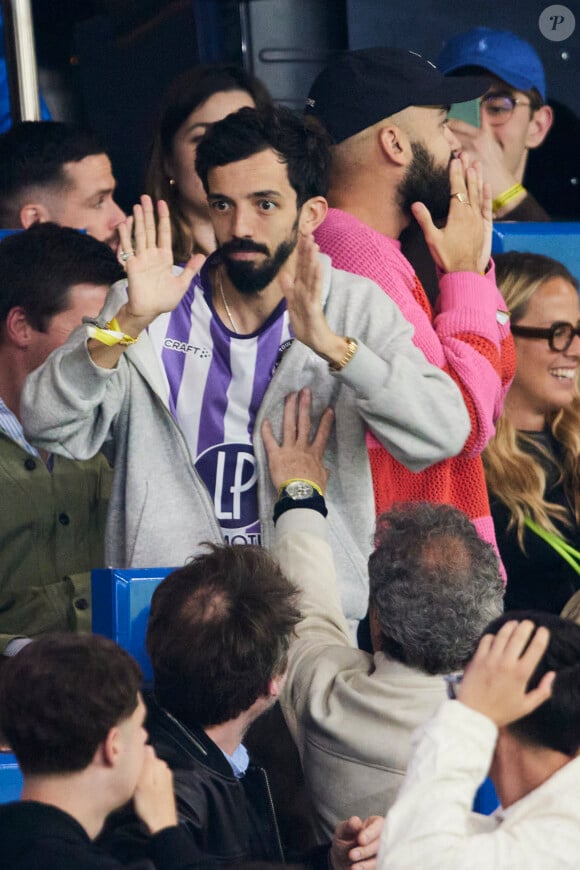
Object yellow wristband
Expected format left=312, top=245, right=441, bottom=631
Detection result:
left=277, top=478, right=323, bottom=499
left=87, top=317, right=139, bottom=347
left=492, top=183, right=525, bottom=214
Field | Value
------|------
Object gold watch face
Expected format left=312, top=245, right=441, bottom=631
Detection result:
left=285, top=480, right=315, bottom=500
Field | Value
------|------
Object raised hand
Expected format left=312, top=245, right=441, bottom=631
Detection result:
left=411, top=153, right=492, bottom=275
left=118, top=195, right=205, bottom=333
left=279, top=232, right=350, bottom=366
left=457, top=620, right=555, bottom=727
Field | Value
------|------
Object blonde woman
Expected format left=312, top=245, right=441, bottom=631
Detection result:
left=484, top=251, right=580, bottom=613
left=146, top=64, right=271, bottom=262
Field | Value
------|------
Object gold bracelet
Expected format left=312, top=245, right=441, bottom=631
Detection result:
left=329, top=337, right=358, bottom=372
left=87, top=316, right=139, bottom=347
left=277, top=478, right=323, bottom=499
left=492, top=183, right=525, bottom=215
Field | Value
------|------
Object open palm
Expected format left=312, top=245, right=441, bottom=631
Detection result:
left=119, top=195, right=205, bottom=321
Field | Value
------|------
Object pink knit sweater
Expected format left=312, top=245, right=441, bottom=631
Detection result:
left=316, top=208, right=516, bottom=553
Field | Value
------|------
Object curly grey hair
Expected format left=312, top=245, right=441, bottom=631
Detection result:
left=368, top=502, right=503, bottom=674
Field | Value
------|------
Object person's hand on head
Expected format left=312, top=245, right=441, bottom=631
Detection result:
left=411, top=153, right=492, bottom=275
left=457, top=619, right=555, bottom=726
left=329, top=814, right=384, bottom=870
left=261, top=388, right=333, bottom=494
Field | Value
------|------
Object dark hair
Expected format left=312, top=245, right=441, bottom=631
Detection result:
left=196, top=105, right=332, bottom=207
left=0, top=223, right=123, bottom=333
left=145, top=64, right=272, bottom=260
left=146, top=543, right=301, bottom=727
left=368, top=502, right=503, bottom=674
left=0, top=634, right=142, bottom=775
left=0, top=122, right=105, bottom=227
left=156, top=65, right=271, bottom=160
left=485, top=611, right=580, bottom=756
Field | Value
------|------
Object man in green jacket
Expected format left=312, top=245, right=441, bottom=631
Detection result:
left=0, top=223, right=123, bottom=654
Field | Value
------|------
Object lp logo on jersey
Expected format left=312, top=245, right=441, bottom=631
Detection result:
left=195, top=442, right=258, bottom=530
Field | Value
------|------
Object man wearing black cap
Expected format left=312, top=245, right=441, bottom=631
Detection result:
left=308, top=47, right=515, bottom=563
left=437, top=27, right=553, bottom=222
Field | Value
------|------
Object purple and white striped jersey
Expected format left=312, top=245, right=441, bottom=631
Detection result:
left=147, top=259, right=293, bottom=545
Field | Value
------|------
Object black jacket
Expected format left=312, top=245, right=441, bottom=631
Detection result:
left=0, top=800, right=195, bottom=869
left=101, top=694, right=329, bottom=869
left=148, top=694, right=286, bottom=864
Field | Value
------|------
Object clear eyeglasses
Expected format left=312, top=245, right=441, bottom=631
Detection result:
left=480, top=93, right=532, bottom=126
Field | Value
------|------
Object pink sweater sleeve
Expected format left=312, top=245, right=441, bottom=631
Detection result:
left=316, top=212, right=515, bottom=457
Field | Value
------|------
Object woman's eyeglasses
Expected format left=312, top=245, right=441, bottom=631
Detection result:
left=510, top=321, right=580, bottom=352
left=480, top=93, right=532, bottom=126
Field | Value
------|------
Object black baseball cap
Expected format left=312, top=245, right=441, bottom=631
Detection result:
left=305, top=47, right=490, bottom=143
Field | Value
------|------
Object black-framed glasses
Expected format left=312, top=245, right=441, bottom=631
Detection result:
left=510, top=321, right=580, bottom=352
left=480, top=93, right=532, bottom=126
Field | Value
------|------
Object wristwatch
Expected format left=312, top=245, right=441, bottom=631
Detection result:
left=273, top=479, right=328, bottom=524
left=281, top=480, right=318, bottom=500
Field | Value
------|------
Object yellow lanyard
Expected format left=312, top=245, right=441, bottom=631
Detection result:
left=525, top=517, right=580, bottom=576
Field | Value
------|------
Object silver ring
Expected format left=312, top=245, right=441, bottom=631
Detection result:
left=450, top=192, right=469, bottom=204
left=119, top=250, right=134, bottom=263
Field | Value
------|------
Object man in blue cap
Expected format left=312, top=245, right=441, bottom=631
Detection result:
left=437, top=27, right=553, bottom=221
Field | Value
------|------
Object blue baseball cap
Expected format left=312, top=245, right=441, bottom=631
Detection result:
left=437, top=27, right=546, bottom=102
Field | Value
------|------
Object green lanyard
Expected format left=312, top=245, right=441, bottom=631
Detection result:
left=524, top=517, right=580, bottom=576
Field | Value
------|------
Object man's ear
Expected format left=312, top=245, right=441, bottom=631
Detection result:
left=298, top=195, right=328, bottom=234
left=526, top=104, right=554, bottom=149
left=19, top=202, right=51, bottom=230
left=267, top=674, right=286, bottom=699
left=378, top=124, right=409, bottom=167
left=102, top=726, right=121, bottom=768
left=4, top=307, right=34, bottom=348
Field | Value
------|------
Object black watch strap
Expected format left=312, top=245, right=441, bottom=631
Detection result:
left=273, top=494, right=328, bottom=524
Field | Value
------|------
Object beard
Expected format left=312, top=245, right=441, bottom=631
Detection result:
left=397, top=141, right=452, bottom=224
left=219, top=221, right=299, bottom=295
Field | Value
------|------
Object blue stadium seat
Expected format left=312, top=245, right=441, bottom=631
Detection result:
left=492, top=223, right=580, bottom=281
left=92, top=567, right=175, bottom=682
left=0, top=753, right=22, bottom=804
